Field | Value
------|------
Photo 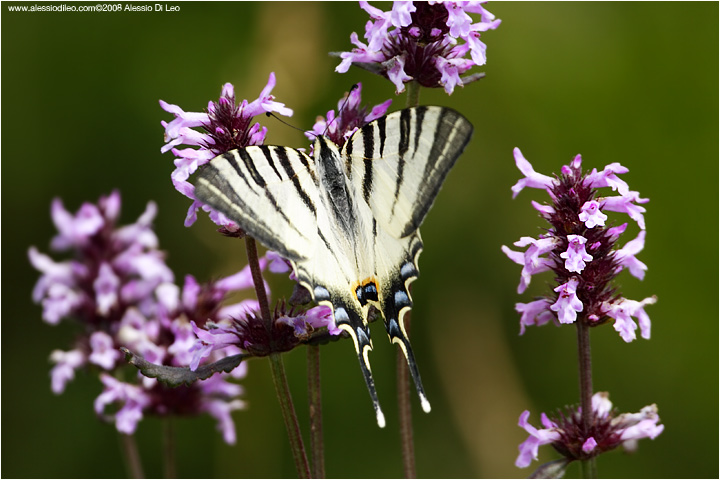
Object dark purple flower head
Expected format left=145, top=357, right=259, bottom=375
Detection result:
left=30, top=192, right=251, bottom=444
left=336, top=1, right=501, bottom=94
left=160, top=73, right=292, bottom=228
left=305, top=83, right=392, bottom=147
left=189, top=303, right=337, bottom=369
left=502, top=149, right=656, bottom=342
left=516, top=392, right=664, bottom=469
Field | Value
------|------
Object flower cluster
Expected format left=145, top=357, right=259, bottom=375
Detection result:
left=190, top=302, right=338, bottom=369
left=516, top=392, right=664, bottom=469
left=336, top=1, right=501, bottom=94
left=502, top=149, right=656, bottom=342
left=160, top=72, right=292, bottom=228
left=305, top=83, right=392, bottom=147
left=29, top=191, right=255, bottom=444
left=188, top=250, right=339, bottom=369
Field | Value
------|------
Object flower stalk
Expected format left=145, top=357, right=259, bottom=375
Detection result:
left=119, top=433, right=144, bottom=479
left=308, top=345, right=325, bottom=479
left=270, top=353, right=311, bottom=479
left=245, top=236, right=310, bottom=478
left=163, top=418, right=176, bottom=479
left=396, top=78, right=422, bottom=479
left=576, top=320, right=596, bottom=478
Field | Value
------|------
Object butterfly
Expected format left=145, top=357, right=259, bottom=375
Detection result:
left=193, top=106, right=473, bottom=427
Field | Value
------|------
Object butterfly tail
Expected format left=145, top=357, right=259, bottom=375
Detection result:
left=331, top=299, right=386, bottom=428
left=386, top=315, right=431, bottom=414
left=382, top=277, right=432, bottom=414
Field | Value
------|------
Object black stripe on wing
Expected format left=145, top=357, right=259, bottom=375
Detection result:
left=194, top=147, right=317, bottom=261
left=399, top=108, right=474, bottom=238
left=273, top=147, right=317, bottom=216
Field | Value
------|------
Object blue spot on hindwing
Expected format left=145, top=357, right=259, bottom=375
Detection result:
left=334, top=306, right=350, bottom=323
left=394, top=290, right=410, bottom=307
left=313, top=285, right=330, bottom=301
left=400, top=262, right=417, bottom=279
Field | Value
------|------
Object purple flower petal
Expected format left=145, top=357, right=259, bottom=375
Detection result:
left=614, top=230, right=647, bottom=280
left=578, top=200, right=607, bottom=228
left=511, top=148, right=556, bottom=198
left=601, top=191, right=649, bottom=230
left=95, top=374, right=152, bottom=435
left=49, top=349, right=86, bottom=394
left=603, top=296, right=656, bottom=342
left=515, top=299, right=554, bottom=335
left=50, top=198, right=105, bottom=250
left=582, top=437, right=598, bottom=453
left=94, top=263, right=120, bottom=315
left=384, top=54, right=413, bottom=94
left=550, top=277, right=583, bottom=324
left=560, top=235, right=593, bottom=273
left=88, top=331, right=121, bottom=370
left=586, top=163, right=630, bottom=195
left=201, top=398, right=246, bottom=445
left=515, top=410, right=562, bottom=468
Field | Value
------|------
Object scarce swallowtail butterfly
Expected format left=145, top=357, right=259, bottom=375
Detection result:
left=193, top=106, right=473, bottom=427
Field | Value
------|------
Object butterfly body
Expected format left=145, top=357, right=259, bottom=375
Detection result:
left=194, top=106, right=473, bottom=427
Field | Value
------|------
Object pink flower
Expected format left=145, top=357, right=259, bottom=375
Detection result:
left=516, top=392, right=664, bottom=469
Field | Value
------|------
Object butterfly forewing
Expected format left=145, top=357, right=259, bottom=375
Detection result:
left=193, top=106, right=474, bottom=427
left=194, top=145, right=320, bottom=261
left=342, top=106, right=474, bottom=239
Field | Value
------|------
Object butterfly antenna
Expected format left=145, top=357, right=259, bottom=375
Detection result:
left=265, top=111, right=307, bottom=134
left=322, top=83, right=360, bottom=137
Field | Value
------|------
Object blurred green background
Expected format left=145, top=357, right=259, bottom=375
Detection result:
left=2, top=2, right=717, bottom=478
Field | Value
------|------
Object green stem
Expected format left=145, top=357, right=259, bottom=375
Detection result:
left=119, top=433, right=144, bottom=479
left=245, top=236, right=310, bottom=478
left=270, top=353, right=311, bottom=479
left=308, top=345, right=325, bottom=478
left=577, top=319, right=597, bottom=478
left=245, top=237, right=273, bottom=329
left=405, top=80, right=421, bottom=108
left=163, top=418, right=176, bottom=479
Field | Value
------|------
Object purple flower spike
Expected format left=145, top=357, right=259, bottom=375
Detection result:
left=337, top=1, right=500, bottom=94
left=503, top=149, right=655, bottom=340
left=516, top=392, right=663, bottom=469
left=31, top=191, right=252, bottom=444
left=160, top=73, right=292, bottom=228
